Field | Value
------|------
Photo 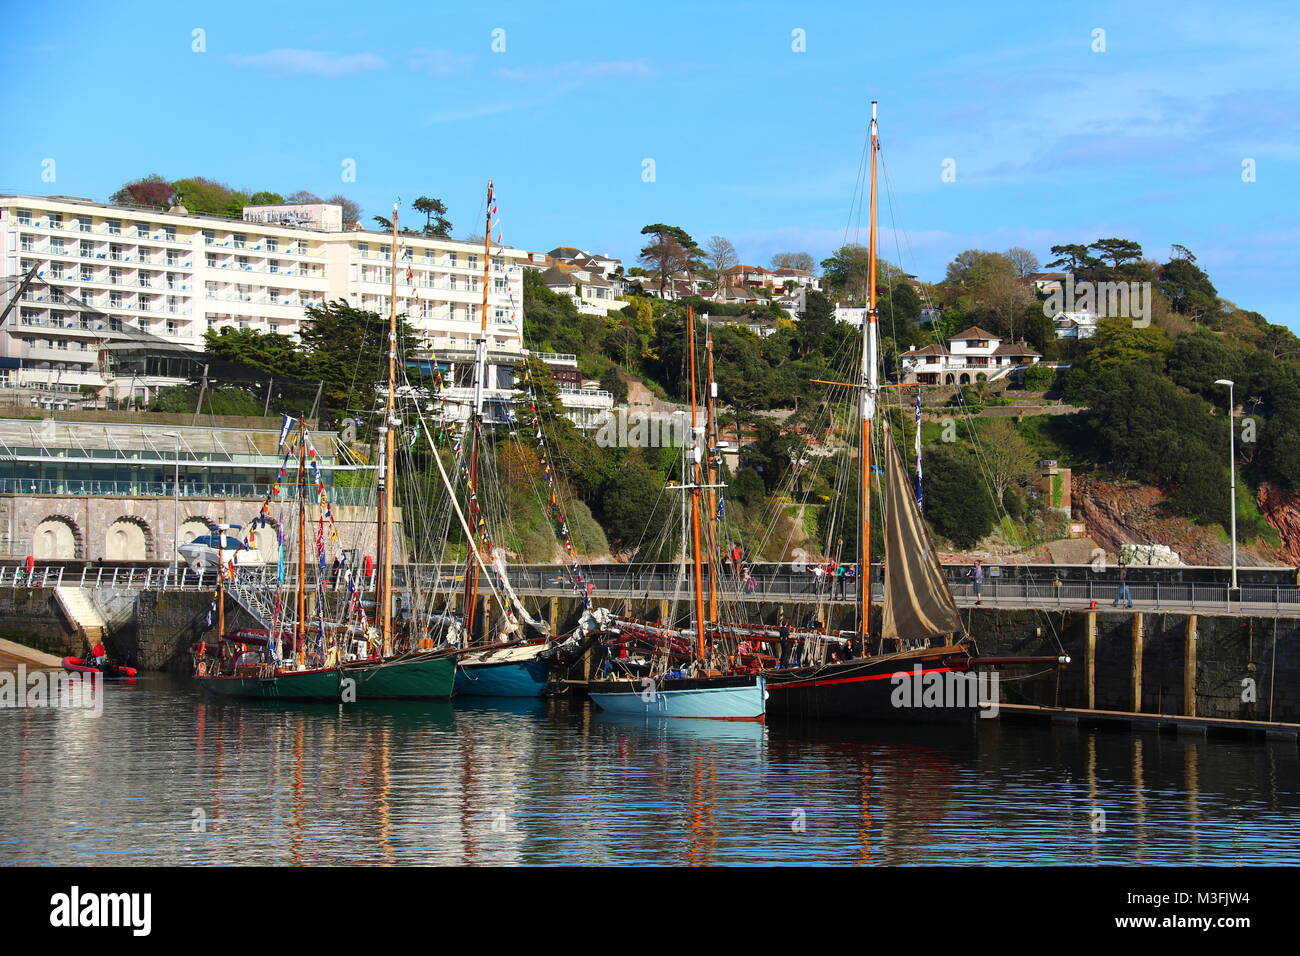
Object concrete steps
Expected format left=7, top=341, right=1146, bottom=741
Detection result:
left=53, top=586, right=107, bottom=642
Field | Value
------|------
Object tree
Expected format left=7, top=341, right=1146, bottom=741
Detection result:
left=771, top=252, right=816, bottom=273
left=248, top=191, right=284, bottom=206
left=944, top=249, right=1016, bottom=289
left=325, top=194, right=361, bottom=225
left=286, top=190, right=322, bottom=204
left=1004, top=247, right=1040, bottom=278
left=203, top=327, right=305, bottom=377
left=797, top=290, right=837, bottom=357
left=1046, top=243, right=1101, bottom=275
left=638, top=224, right=701, bottom=296
left=1157, top=255, right=1218, bottom=319
left=923, top=445, right=998, bottom=548
left=1089, top=238, right=1145, bottom=274
left=705, top=236, right=738, bottom=288
left=413, top=196, right=452, bottom=238
left=172, top=177, right=248, bottom=217
left=110, top=174, right=176, bottom=209
left=373, top=215, right=393, bottom=231
left=820, top=244, right=871, bottom=297
left=295, top=300, right=424, bottom=419
left=973, top=419, right=1039, bottom=509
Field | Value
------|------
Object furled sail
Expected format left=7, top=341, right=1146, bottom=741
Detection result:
left=879, top=426, right=963, bottom=643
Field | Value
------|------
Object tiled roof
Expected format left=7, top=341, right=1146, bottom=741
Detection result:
left=950, top=325, right=998, bottom=340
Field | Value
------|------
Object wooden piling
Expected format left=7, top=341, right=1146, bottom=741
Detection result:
left=1184, top=614, right=1197, bottom=718
left=1131, top=612, right=1144, bottom=713
left=1085, top=611, right=1097, bottom=710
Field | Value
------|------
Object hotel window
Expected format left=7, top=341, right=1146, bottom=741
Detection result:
left=19, top=236, right=34, bottom=252
left=106, top=219, right=121, bottom=235
left=467, top=254, right=478, bottom=270
left=80, top=265, right=93, bottom=282
left=492, top=257, right=504, bottom=272
left=48, top=213, right=64, bottom=229
left=203, top=230, right=215, bottom=244
left=109, top=244, right=123, bottom=261
left=138, top=317, right=150, bottom=331
left=136, top=223, right=149, bottom=238
left=166, top=320, right=180, bottom=335
left=49, top=262, right=66, bottom=279
left=109, top=268, right=122, bottom=285
left=166, top=251, right=180, bottom=266
left=269, top=259, right=280, bottom=273
left=358, top=242, right=369, bottom=258
left=493, top=277, right=506, bottom=292
left=237, top=256, right=250, bottom=270
left=79, top=240, right=93, bottom=258
left=265, top=237, right=278, bottom=253
left=232, top=233, right=246, bottom=248
left=110, top=292, right=123, bottom=308
left=17, top=209, right=32, bottom=225
left=206, top=254, right=218, bottom=268
left=164, top=227, right=176, bottom=242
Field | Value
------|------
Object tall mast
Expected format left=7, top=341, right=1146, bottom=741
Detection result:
left=462, top=181, right=494, bottom=640
left=687, top=306, right=707, bottom=660
left=379, top=202, right=399, bottom=657
left=703, top=324, right=719, bottom=627
left=296, top=418, right=307, bottom=666
left=859, top=100, right=880, bottom=646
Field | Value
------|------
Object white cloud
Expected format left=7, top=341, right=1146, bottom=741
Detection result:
left=494, top=60, right=654, bottom=82
left=227, top=49, right=387, bottom=77
left=408, top=48, right=474, bottom=77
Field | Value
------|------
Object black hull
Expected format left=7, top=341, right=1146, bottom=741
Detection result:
left=764, top=650, right=978, bottom=725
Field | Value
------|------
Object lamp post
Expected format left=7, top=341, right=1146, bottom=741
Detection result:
left=1214, top=379, right=1238, bottom=593
left=161, top=431, right=180, bottom=582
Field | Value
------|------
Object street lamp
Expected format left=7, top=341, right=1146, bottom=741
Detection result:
left=1214, top=380, right=1238, bottom=593
left=160, top=431, right=180, bottom=581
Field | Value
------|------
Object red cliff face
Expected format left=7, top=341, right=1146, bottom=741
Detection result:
left=1257, top=481, right=1300, bottom=564
left=1072, top=475, right=1287, bottom=566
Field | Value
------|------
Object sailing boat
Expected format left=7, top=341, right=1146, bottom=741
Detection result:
left=338, top=201, right=457, bottom=699
left=194, top=438, right=345, bottom=701
left=583, top=306, right=767, bottom=720
left=760, top=102, right=1067, bottom=722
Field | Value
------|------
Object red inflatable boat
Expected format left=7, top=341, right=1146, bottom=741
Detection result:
left=62, top=657, right=139, bottom=679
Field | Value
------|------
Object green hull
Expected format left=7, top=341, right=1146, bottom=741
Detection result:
left=342, top=652, right=457, bottom=699
left=198, top=668, right=341, bottom=700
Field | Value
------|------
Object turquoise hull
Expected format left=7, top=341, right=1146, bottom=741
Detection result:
left=197, top=667, right=341, bottom=701
left=588, top=675, right=766, bottom=720
left=342, top=652, right=456, bottom=699
left=455, top=658, right=551, bottom=697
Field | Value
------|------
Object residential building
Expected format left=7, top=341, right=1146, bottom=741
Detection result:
left=1052, top=310, right=1099, bottom=339
left=897, top=325, right=1042, bottom=384
left=537, top=264, right=622, bottom=315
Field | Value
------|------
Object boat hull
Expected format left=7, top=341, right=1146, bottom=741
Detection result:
left=197, top=667, right=341, bottom=700
left=763, top=649, right=978, bottom=724
left=455, top=657, right=551, bottom=697
left=588, top=675, right=766, bottom=720
left=343, top=652, right=456, bottom=700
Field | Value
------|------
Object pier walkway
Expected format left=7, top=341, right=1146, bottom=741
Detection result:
left=2, top=560, right=1299, bottom=619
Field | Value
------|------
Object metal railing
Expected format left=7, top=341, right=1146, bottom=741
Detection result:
left=1, top=560, right=1296, bottom=616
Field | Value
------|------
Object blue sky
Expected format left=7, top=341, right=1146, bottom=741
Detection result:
left=3, top=1, right=1298, bottom=325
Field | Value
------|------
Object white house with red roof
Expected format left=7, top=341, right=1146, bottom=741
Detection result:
left=897, top=325, right=1042, bottom=384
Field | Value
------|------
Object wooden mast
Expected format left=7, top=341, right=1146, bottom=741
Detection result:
left=703, top=325, right=719, bottom=627
left=687, top=306, right=707, bottom=661
left=378, top=202, right=399, bottom=657
left=462, top=181, right=494, bottom=642
left=859, top=100, right=880, bottom=646
left=295, top=422, right=306, bottom=665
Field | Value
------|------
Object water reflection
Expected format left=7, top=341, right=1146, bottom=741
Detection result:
left=0, top=675, right=1297, bottom=865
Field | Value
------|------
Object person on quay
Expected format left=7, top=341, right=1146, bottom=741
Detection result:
left=968, top=560, right=984, bottom=605
left=1112, top=561, right=1134, bottom=609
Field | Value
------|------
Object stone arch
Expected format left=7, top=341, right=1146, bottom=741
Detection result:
left=247, top=516, right=282, bottom=563
left=105, top=515, right=154, bottom=561
left=944, top=373, right=955, bottom=385
left=959, top=373, right=971, bottom=385
left=33, top=515, right=82, bottom=559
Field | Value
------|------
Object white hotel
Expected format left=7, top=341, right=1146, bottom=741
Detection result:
left=0, top=194, right=576, bottom=420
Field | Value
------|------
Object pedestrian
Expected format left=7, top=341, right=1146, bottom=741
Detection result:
left=968, top=560, right=984, bottom=605
left=810, top=563, right=825, bottom=594
left=742, top=566, right=757, bottom=594
left=1112, top=562, right=1133, bottom=609
left=834, top=562, right=847, bottom=599
left=730, top=541, right=743, bottom=577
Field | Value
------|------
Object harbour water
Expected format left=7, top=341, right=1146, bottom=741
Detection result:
left=2, top=673, right=1297, bottom=866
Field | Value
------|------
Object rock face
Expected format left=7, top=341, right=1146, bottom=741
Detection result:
left=1072, top=475, right=1285, bottom=567
left=1257, top=481, right=1300, bottom=564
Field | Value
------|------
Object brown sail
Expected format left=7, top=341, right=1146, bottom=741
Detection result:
left=879, top=426, right=963, bottom=643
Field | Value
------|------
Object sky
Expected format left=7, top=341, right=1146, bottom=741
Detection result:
left=2, top=1, right=1298, bottom=325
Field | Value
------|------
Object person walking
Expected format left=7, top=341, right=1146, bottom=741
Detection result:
left=742, top=566, right=757, bottom=594
left=730, top=542, right=743, bottom=577
left=1112, top=562, right=1134, bottom=609
left=777, top=622, right=792, bottom=669
left=834, top=562, right=847, bottom=600
left=968, top=560, right=984, bottom=605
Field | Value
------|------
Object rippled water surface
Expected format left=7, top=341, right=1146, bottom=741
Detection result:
left=2, top=672, right=1298, bottom=865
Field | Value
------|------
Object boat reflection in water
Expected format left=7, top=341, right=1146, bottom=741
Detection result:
left=3, top=674, right=1298, bottom=866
